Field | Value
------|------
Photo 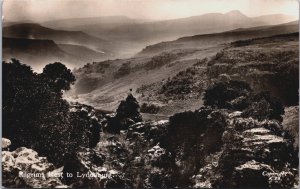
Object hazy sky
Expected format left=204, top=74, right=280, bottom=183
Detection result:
left=3, top=0, right=299, bottom=22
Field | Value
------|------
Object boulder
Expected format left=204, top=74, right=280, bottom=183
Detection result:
left=2, top=147, right=66, bottom=188
left=2, top=138, right=11, bottom=149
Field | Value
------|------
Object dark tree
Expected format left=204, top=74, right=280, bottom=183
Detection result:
left=116, top=94, right=143, bottom=122
left=42, top=62, right=76, bottom=93
left=2, top=59, right=99, bottom=165
left=106, top=94, right=143, bottom=133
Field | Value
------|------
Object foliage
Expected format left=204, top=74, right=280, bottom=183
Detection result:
left=203, top=80, right=285, bottom=121
left=107, top=94, right=143, bottom=133
left=42, top=62, right=76, bottom=93
left=242, top=91, right=285, bottom=121
left=203, top=80, right=252, bottom=109
left=2, top=59, right=101, bottom=165
left=161, top=108, right=226, bottom=187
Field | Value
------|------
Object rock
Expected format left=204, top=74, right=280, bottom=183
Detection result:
left=282, top=106, right=299, bottom=149
left=147, top=144, right=167, bottom=161
left=2, top=147, right=65, bottom=188
left=228, top=111, right=242, bottom=118
left=61, top=147, right=131, bottom=188
left=2, top=138, right=11, bottom=149
left=231, top=160, right=273, bottom=188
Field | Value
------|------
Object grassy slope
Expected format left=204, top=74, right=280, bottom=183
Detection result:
left=64, top=45, right=223, bottom=112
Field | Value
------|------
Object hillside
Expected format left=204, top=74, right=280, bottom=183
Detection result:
left=139, top=20, right=298, bottom=56
left=58, top=44, right=107, bottom=62
left=136, top=33, right=298, bottom=115
left=3, top=37, right=80, bottom=72
left=65, top=28, right=299, bottom=117
left=3, top=23, right=112, bottom=53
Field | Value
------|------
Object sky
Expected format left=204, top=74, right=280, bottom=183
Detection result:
left=3, top=0, right=299, bottom=22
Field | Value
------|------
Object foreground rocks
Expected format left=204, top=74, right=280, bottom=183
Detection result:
left=2, top=106, right=298, bottom=188
left=2, top=145, right=66, bottom=188
left=192, top=112, right=298, bottom=188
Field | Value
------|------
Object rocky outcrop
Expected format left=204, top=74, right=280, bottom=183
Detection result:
left=192, top=112, right=298, bottom=188
left=61, top=146, right=130, bottom=188
left=2, top=145, right=66, bottom=188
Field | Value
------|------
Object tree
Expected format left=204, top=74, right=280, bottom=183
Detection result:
left=116, top=94, right=142, bottom=122
left=42, top=62, right=76, bottom=93
left=107, top=94, right=143, bottom=133
left=2, top=59, right=99, bottom=165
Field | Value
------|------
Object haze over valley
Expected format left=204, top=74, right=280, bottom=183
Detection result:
left=3, top=9, right=297, bottom=71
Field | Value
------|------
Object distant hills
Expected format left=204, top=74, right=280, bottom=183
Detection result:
left=2, top=23, right=119, bottom=71
left=3, top=11, right=298, bottom=72
left=138, top=20, right=299, bottom=56
left=41, top=11, right=297, bottom=44
left=3, top=37, right=79, bottom=72
left=3, top=23, right=110, bottom=51
left=42, top=16, right=149, bottom=29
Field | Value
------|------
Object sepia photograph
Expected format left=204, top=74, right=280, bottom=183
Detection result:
left=2, top=0, right=299, bottom=188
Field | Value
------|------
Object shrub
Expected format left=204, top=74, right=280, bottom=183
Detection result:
left=161, top=108, right=226, bottom=187
left=203, top=80, right=284, bottom=121
left=242, top=91, right=284, bottom=121
left=203, top=80, right=252, bottom=109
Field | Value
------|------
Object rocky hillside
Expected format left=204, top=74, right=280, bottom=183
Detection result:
left=65, top=46, right=222, bottom=114
left=138, top=21, right=298, bottom=56
left=207, top=33, right=299, bottom=106
left=135, top=32, right=299, bottom=117
left=65, top=23, right=299, bottom=117
left=3, top=80, right=298, bottom=188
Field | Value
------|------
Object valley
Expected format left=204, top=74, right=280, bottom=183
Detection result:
left=65, top=23, right=298, bottom=117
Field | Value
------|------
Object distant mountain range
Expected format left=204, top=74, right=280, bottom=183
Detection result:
left=40, top=10, right=297, bottom=44
left=42, top=15, right=150, bottom=29
left=2, top=10, right=298, bottom=72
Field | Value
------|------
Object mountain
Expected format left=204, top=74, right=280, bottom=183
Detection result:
left=3, top=23, right=111, bottom=53
left=42, top=16, right=149, bottom=30
left=42, top=11, right=297, bottom=45
left=3, top=37, right=81, bottom=72
left=138, top=20, right=299, bottom=56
